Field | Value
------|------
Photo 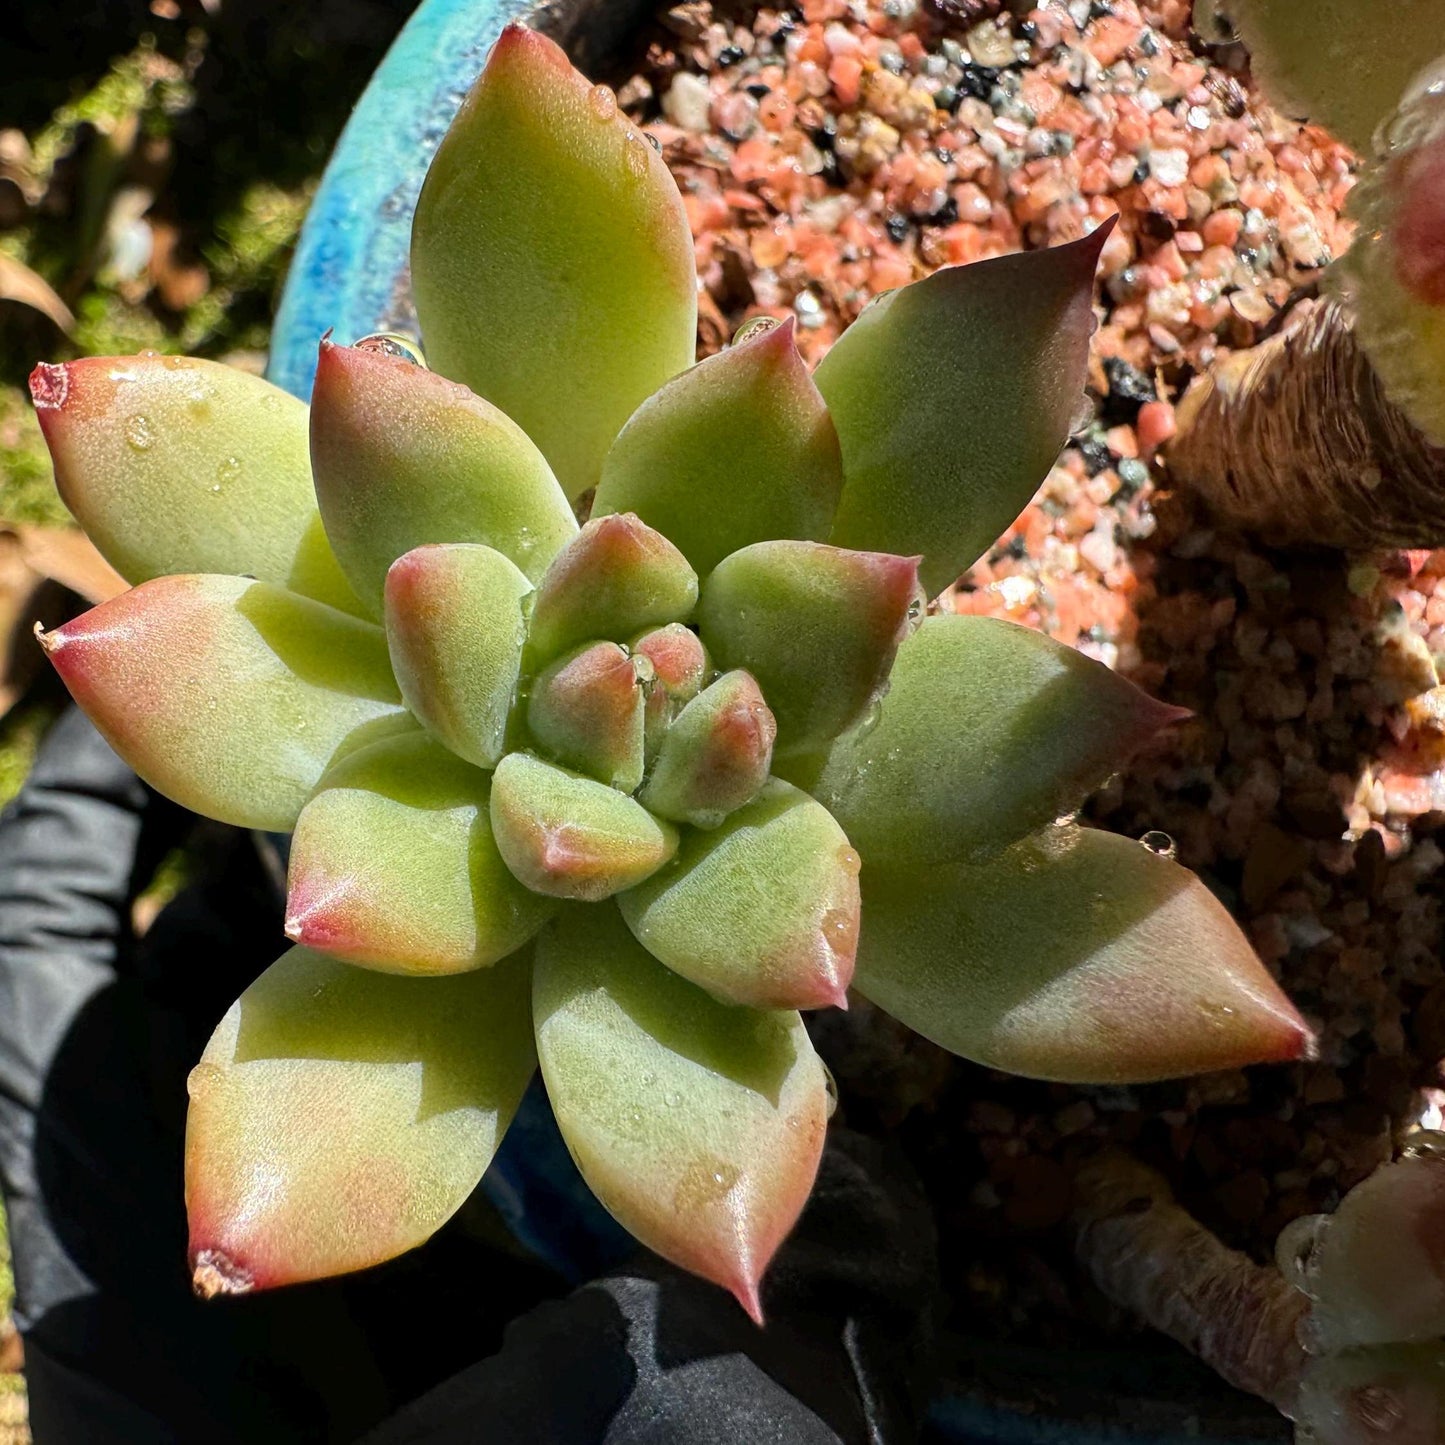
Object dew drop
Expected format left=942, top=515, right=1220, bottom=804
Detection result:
left=640, top=1071, right=657, bottom=1087
left=214, top=456, right=242, bottom=492
left=623, top=131, right=649, bottom=180
left=672, top=1157, right=741, bottom=1212
left=664, top=1090, right=683, bottom=1108
left=822, top=1061, right=839, bottom=1119
left=1138, top=830, right=1177, bottom=860
left=125, top=414, right=155, bottom=450
left=821, top=907, right=856, bottom=950
left=838, top=846, right=862, bottom=876
left=588, top=83, right=617, bottom=122
left=856, top=700, right=883, bottom=738
left=186, top=1062, right=223, bottom=1097
left=632, top=654, right=657, bottom=688
left=353, top=332, right=427, bottom=367
left=732, top=315, right=781, bottom=345
left=1068, top=392, right=1095, bottom=436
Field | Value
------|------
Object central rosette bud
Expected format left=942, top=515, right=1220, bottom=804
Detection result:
left=257, top=335, right=938, bottom=1022
left=375, top=500, right=886, bottom=1016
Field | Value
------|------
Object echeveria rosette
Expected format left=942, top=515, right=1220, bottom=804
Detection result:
left=28, top=24, right=1313, bottom=1322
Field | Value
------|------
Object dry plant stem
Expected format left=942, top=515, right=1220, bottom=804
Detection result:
left=1072, top=1151, right=1308, bottom=1414
left=1168, top=297, right=1445, bottom=549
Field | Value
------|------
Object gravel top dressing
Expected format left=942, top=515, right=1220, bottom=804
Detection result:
left=611, top=0, right=1445, bottom=1351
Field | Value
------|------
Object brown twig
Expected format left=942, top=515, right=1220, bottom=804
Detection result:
left=1167, top=296, right=1445, bottom=550
left=1071, top=1150, right=1309, bottom=1414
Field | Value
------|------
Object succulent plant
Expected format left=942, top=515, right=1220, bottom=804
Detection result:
left=29, top=26, right=1313, bottom=1320
left=1334, top=65, right=1445, bottom=447
left=1196, top=0, right=1445, bottom=156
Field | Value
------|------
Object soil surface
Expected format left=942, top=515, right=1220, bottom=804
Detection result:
left=607, top=0, right=1445, bottom=1365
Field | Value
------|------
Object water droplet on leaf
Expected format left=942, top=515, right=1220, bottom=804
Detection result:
left=623, top=131, right=649, bottom=179
left=664, top=1090, right=682, bottom=1108
left=125, top=414, right=154, bottom=450
left=1138, top=830, right=1177, bottom=860
left=588, top=83, right=617, bottom=122
left=353, top=332, right=426, bottom=367
left=732, top=315, right=781, bottom=345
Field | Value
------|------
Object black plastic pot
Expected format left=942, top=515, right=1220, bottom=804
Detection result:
left=266, top=5, right=1288, bottom=1439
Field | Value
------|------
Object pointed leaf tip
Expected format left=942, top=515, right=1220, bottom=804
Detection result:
left=526, top=513, right=698, bottom=662
left=856, top=824, right=1313, bottom=1084
left=413, top=22, right=696, bottom=500
left=45, top=576, right=404, bottom=830
left=191, top=1249, right=253, bottom=1300
left=30, top=353, right=362, bottom=614
left=638, top=670, right=776, bottom=829
left=595, top=315, right=845, bottom=579
left=534, top=907, right=827, bottom=1313
left=28, top=360, right=69, bottom=410
left=527, top=641, right=646, bottom=792
left=384, top=543, right=532, bottom=770
left=817, top=225, right=1111, bottom=596
left=311, top=340, right=574, bottom=613
left=697, top=541, right=923, bottom=757
left=185, top=945, right=536, bottom=1291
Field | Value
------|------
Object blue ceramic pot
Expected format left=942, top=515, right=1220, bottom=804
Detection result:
left=266, top=5, right=1286, bottom=1440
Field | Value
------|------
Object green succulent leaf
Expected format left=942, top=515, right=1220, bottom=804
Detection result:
left=384, top=544, right=531, bottom=770
left=697, top=542, right=923, bottom=759
left=411, top=24, right=697, bottom=502
left=1337, top=95, right=1445, bottom=448
left=526, top=513, right=699, bottom=664
left=286, top=733, right=556, bottom=975
left=185, top=944, right=535, bottom=1294
left=854, top=824, right=1314, bottom=1084
left=632, top=623, right=709, bottom=761
left=527, top=641, right=647, bottom=792
left=310, top=339, right=576, bottom=614
left=41, top=576, right=405, bottom=831
left=1292, top=1154, right=1445, bottom=1352
left=815, top=226, right=1111, bottom=597
left=490, top=752, right=678, bottom=901
left=28, top=355, right=361, bottom=614
left=618, top=779, right=859, bottom=1011
left=807, top=615, right=1186, bottom=866
left=638, top=670, right=775, bottom=829
left=1224, top=0, right=1445, bottom=155
left=533, top=905, right=829, bottom=1321
left=593, top=318, right=845, bottom=578
left=1297, top=1343, right=1445, bottom=1445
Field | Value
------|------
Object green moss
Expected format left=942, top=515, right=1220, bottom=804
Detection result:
left=0, top=389, right=65, bottom=529
left=181, top=181, right=311, bottom=354
left=0, top=703, right=57, bottom=811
